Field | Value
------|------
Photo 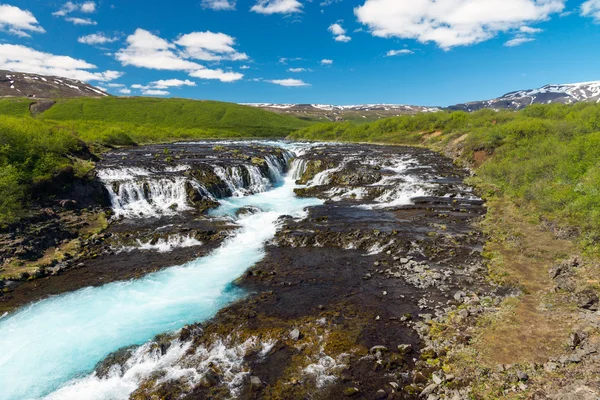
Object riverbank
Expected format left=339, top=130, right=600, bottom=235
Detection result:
left=288, top=109, right=600, bottom=399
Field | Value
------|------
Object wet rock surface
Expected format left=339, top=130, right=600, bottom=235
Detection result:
left=92, top=143, right=492, bottom=399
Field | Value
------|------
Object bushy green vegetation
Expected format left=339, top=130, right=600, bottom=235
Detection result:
left=0, top=99, right=31, bottom=117
left=0, top=116, right=82, bottom=225
left=39, top=97, right=312, bottom=138
left=290, top=103, right=600, bottom=250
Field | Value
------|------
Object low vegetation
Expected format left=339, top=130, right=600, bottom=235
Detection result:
left=0, top=116, right=83, bottom=225
left=39, top=97, right=313, bottom=138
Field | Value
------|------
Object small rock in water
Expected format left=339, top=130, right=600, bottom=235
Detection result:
left=250, top=376, right=263, bottom=391
left=290, top=328, right=301, bottom=341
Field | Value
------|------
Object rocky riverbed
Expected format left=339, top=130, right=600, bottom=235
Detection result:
left=1, top=141, right=500, bottom=399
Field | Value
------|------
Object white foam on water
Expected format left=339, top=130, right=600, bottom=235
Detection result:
left=0, top=168, right=323, bottom=400
left=105, top=177, right=192, bottom=218
left=116, top=234, right=203, bottom=253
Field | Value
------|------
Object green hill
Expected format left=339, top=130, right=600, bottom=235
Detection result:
left=39, top=97, right=312, bottom=137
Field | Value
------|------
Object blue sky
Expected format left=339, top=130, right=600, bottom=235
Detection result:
left=0, top=0, right=599, bottom=106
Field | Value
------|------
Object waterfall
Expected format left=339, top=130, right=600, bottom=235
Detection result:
left=98, top=152, right=293, bottom=218
left=288, top=158, right=308, bottom=180
left=105, top=177, right=192, bottom=218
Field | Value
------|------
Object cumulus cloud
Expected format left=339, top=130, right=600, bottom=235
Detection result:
left=78, top=33, right=119, bottom=45
left=0, top=44, right=122, bottom=82
left=53, top=1, right=96, bottom=16
left=0, top=4, right=45, bottom=37
left=175, top=31, right=248, bottom=61
left=118, top=88, right=132, bottom=94
left=354, top=0, right=565, bottom=49
left=150, top=79, right=196, bottom=88
left=251, top=0, right=303, bottom=14
left=115, top=29, right=246, bottom=82
left=288, top=67, right=306, bottom=72
left=143, top=89, right=169, bottom=96
left=328, top=23, right=351, bottom=42
left=581, top=0, right=600, bottom=22
left=321, top=59, right=333, bottom=65
left=268, top=78, right=310, bottom=86
left=189, top=68, right=243, bottom=82
left=201, top=0, right=236, bottom=10
left=116, top=29, right=204, bottom=71
left=386, top=49, right=414, bottom=56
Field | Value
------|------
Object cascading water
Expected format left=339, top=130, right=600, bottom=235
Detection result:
left=0, top=147, right=322, bottom=400
left=99, top=153, right=290, bottom=218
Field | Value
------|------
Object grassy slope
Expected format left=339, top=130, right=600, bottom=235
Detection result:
left=40, top=97, right=313, bottom=138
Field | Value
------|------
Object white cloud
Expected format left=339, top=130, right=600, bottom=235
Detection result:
left=0, top=44, right=122, bottom=82
left=115, top=29, right=245, bottom=82
left=189, top=68, right=243, bottom=82
left=78, top=33, right=119, bottom=45
left=355, top=0, right=565, bottom=49
left=321, top=59, right=333, bottom=65
left=328, top=23, right=352, bottom=42
left=240, top=65, right=251, bottom=69
left=115, top=29, right=245, bottom=83
left=386, top=49, right=414, bottom=56
left=268, top=78, right=310, bottom=86
left=118, top=88, right=132, bottom=94
left=150, top=79, right=196, bottom=88
left=143, top=89, right=169, bottom=96
left=251, top=0, right=303, bottom=14
left=328, top=23, right=346, bottom=35
left=504, top=36, right=535, bottom=46
left=0, top=5, right=45, bottom=37
left=519, top=25, right=543, bottom=33
left=66, top=17, right=97, bottom=25
left=175, top=31, right=248, bottom=61
left=288, top=67, right=306, bottom=72
left=53, top=2, right=96, bottom=16
left=581, top=0, right=600, bottom=22
left=201, top=0, right=236, bottom=10
left=107, top=83, right=125, bottom=87
left=116, top=29, right=203, bottom=71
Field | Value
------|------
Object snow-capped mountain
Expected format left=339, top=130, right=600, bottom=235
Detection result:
left=449, top=81, right=600, bottom=112
left=243, top=103, right=440, bottom=112
left=242, top=103, right=440, bottom=121
left=0, top=70, right=109, bottom=99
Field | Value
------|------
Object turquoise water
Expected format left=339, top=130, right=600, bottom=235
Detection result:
left=0, top=171, right=321, bottom=400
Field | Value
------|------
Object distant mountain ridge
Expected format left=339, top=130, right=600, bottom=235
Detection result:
left=1, top=69, right=599, bottom=114
left=0, top=70, right=109, bottom=99
left=448, top=81, right=600, bottom=112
